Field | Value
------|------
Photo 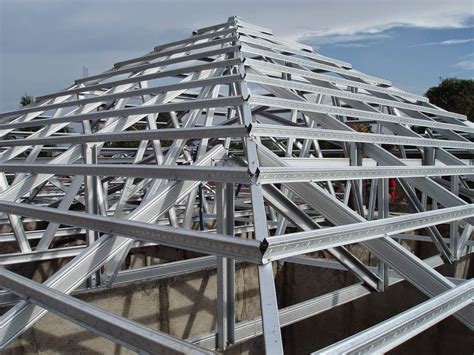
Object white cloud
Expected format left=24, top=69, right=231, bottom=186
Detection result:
left=334, top=43, right=371, bottom=48
left=414, top=38, right=474, bottom=47
left=264, top=0, right=474, bottom=42
left=302, top=32, right=391, bottom=46
left=455, top=60, right=474, bottom=71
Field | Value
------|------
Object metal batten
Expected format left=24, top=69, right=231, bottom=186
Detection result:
left=1, top=96, right=245, bottom=130
left=263, top=204, right=474, bottom=261
left=245, top=73, right=465, bottom=121
left=0, top=74, right=243, bottom=120
left=250, top=123, right=474, bottom=149
left=245, top=58, right=429, bottom=103
left=36, top=58, right=242, bottom=101
left=0, top=164, right=252, bottom=183
left=314, top=280, right=474, bottom=354
left=76, top=45, right=241, bottom=84
left=110, top=33, right=238, bottom=71
left=0, top=201, right=263, bottom=263
left=249, top=95, right=473, bottom=133
left=257, top=166, right=474, bottom=184
left=241, top=44, right=390, bottom=85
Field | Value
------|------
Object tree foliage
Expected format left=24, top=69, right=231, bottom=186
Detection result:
left=20, top=94, right=34, bottom=107
left=425, top=78, right=474, bottom=122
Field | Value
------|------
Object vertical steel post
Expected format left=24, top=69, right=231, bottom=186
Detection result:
left=82, top=143, right=100, bottom=287
left=350, top=143, right=364, bottom=216
left=377, top=177, right=389, bottom=291
left=451, top=175, right=459, bottom=259
left=422, top=147, right=435, bottom=209
left=216, top=181, right=235, bottom=349
left=225, top=182, right=235, bottom=344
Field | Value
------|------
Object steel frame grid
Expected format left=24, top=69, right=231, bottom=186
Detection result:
left=0, top=16, right=472, bottom=354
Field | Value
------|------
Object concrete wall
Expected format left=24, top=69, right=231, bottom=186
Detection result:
left=3, top=261, right=263, bottom=354
left=3, top=252, right=473, bottom=354
left=277, top=258, right=474, bottom=355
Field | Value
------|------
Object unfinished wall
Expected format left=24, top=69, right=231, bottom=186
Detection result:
left=2, top=253, right=473, bottom=354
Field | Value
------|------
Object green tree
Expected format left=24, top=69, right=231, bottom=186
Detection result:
left=20, top=93, right=34, bottom=107
left=425, top=78, right=474, bottom=122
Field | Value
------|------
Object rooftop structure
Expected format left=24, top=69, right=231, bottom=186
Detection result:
left=0, top=16, right=472, bottom=354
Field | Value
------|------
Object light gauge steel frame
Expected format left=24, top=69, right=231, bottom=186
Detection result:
left=0, top=16, right=472, bottom=354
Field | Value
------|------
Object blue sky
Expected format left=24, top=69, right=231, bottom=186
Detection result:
left=0, top=0, right=473, bottom=111
left=304, top=23, right=474, bottom=95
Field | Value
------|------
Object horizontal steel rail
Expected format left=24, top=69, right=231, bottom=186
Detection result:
left=250, top=123, right=474, bottom=149
left=245, top=59, right=428, bottom=103
left=154, top=27, right=236, bottom=52
left=314, top=280, right=474, bottom=354
left=262, top=204, right=474, bottom=261
left=115, top=256, right=217, bottom=285
left=249, top=95, right=474, bottom=133
left=246, top=73, right=466, bottom=121
left=0, top=74, right=242, bottom=120
left=192, top=20, right=236, bottom=35
left=0, top=164, right=252, bottom=183
left=0, top=256, right=219, bottom=307
left=238, top=35, right=351, bottom=69
left=107, top=34, right=238, bottom=71
left=0, top=269, right=212, bottom=354
left=0, top=96, right=245, bottom=130
left=241, top=44, right=390, bottom=86
left=278, top=157, right=472, bottom=169
left=0, top=246, right=85, bottom=266
left=36, top=58, right=242, bottom=101
left=237, top=27, right=314, bottom=52
left=0, top=125, right=248, bottom=147
left=0, top=201, right=263, bottom=263
left=75, top=45, right=240, bottom=85
left=0, top=227, right=85, bottom=242
left=235, top=19, right=273, bottom=35
left=257, top=166, right=474, bottom=184
left=237, top=26, right=314, bottom=52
